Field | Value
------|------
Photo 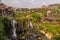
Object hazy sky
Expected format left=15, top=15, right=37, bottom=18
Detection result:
left=2, top=0, right=60, bottom=8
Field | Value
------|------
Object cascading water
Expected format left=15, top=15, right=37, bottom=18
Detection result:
left=26, top=21, right=37, bottom=40
left=28, top=21, right=33, bottom=29
left=11, top=20, right=17, bottom=40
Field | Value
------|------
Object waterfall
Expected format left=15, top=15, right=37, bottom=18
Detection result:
left=28, top=21, right=33, bottom=29
left=27, top=21, right=37, bottom=40
left=11, top=20, right=17, bottom=40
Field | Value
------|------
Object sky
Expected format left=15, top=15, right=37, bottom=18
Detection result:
left=2, top=0, right=60, bottom=8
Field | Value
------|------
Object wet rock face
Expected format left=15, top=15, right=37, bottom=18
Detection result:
left=19, top=21, right=24, bottom=35
left=16, top=21, right=25, bottom=40
left=4, top=24, right=12, bottom=38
